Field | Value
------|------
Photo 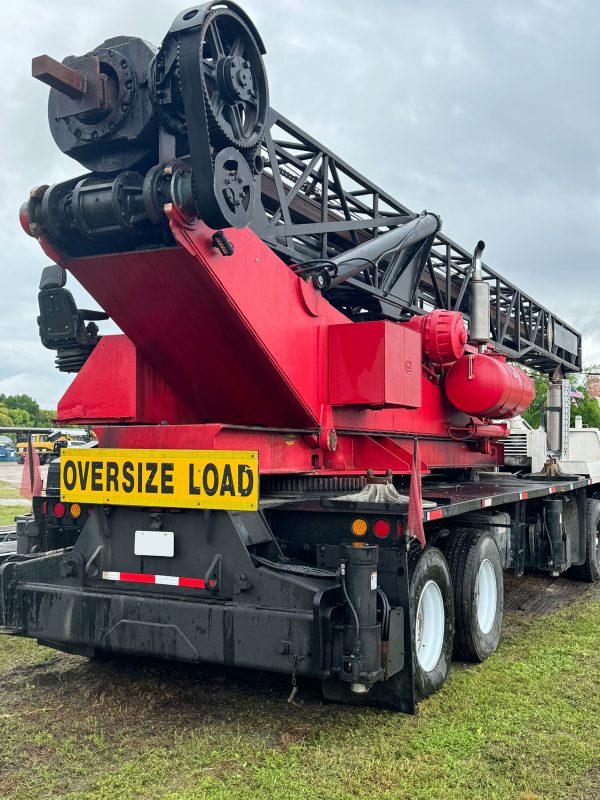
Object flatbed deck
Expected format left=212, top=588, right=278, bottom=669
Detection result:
left=421, top=475, right=595, bottom=522
left=273, top=473, right=598, bottom=519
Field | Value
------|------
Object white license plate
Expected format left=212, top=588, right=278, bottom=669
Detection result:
left=134, top=530, right=174, bottom=558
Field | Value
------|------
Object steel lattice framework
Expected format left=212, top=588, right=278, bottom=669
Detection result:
left=254, top=109, right=581, bottom=375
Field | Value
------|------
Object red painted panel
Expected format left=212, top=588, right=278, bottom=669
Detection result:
left=329, top=321, right=421, bottom=408
left=65, top=225, right=352, bottom=429
left=58, top=336, right=198, bottom=424
left=47, top=214, right=509, bottom=476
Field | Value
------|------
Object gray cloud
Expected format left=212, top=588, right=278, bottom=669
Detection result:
left=1, top=0, right=599, bottom=407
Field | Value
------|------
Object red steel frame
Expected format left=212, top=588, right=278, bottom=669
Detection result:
left=40, top=209, right=508, bottom=476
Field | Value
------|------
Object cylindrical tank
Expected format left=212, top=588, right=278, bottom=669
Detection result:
left=444, top=354, right=535, bottom=419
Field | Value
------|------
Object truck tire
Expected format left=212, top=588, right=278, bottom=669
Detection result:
left=444, top=528, right=503, bottom=663
left=408, top=545, right=454, bottom=700
left=567, top=498, right=600, bottom=583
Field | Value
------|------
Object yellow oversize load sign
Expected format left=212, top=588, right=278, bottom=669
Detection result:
left=60, top=449, right=259, bottom=511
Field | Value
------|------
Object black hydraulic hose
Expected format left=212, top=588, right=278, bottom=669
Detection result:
left=377, top=587, right=391, bottom=640
left=542, top=519, right=554, bottom=563
left=341, top=561, right=361, bottom=656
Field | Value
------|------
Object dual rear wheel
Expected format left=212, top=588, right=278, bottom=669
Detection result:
left=412, top=500, right=600, bottom=701
left=326, top=502, right=600, bottom=707
left=409, top=528, right=503, bottom=700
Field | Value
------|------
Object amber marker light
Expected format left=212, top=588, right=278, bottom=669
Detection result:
left=351, top=517, right=368, bottom=537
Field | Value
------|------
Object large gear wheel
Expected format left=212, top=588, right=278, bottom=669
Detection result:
left=199, top=7, right=269, bottom=150
left=149, top=2, right=269, bottom=228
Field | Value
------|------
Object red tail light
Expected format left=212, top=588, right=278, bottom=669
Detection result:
left=53, top=502, right=66, bottom=518
left=373, top=519, right=390, bottom=539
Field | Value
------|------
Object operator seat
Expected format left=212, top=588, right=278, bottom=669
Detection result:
left=37, top=264, right=109, bottom=373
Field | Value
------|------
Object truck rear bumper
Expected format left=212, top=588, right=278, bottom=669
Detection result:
left=1, top=510, right=412, bottom=710
left=6, top=581, right=322, bottom=675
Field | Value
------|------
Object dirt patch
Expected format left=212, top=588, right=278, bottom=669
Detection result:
left=1, top=646, right=332, bottom=735
left=504, top=573, right=593, bottom=614
left=575, top=767, right=600, bottom=800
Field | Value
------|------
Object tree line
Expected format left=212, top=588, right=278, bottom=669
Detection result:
left=0, top=394, right=56, bottom=429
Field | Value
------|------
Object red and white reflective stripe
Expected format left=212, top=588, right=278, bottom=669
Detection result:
left=481, top=498, right=493, bottom=508
left=548, top=486, right=557, bottom=494
left=426, top=509, right=443, bottom=521
left=519, top=491, right=529, bottom=500
left=102, top=571, right=206, bottom=589
left=589, top=479, right=594, bottom=486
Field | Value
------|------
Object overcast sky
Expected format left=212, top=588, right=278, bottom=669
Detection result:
left=1, top=0, right=598, bottom=409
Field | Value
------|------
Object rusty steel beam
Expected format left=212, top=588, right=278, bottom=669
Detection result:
left=32, top=54, right=85, bottom=98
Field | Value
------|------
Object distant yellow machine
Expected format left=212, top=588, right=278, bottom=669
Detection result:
left=15, top=430, right=89, bottom=465
left=15, top=433, right=62, bottom=465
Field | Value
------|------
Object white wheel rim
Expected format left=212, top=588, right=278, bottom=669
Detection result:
left=475, top=559, right=497, bottom=635
left=415, top=579, right=445, bottom=673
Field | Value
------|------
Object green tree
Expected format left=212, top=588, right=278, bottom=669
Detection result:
left=522, top=371, right=548, bottom=429
left=571, top=388, right=600, bottom=428
left=0, top=403, right=33, bottom=427
left=0, top=394, right=55, bottom=428
left=522, top=367, right=600, bottom=430
left=0, top=393, right=40, bottom=420
left=0, top=405, right=14, bottom=427
left=36, top=408, right=57, bottom=426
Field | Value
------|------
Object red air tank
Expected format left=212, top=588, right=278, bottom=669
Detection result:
left=444, top=354, right=535, bottom=419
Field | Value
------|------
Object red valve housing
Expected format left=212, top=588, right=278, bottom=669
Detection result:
left=405, top=309, right=467, bottom=365
left=444, top=353, right=535, bottom=419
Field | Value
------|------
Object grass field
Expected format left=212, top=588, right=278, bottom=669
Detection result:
left=1, top=590, right=600, bottom=800
left=0, top=506, right=30, bottom=526
left=0, top=475, right=32, bottom=525
left=0, top=480, right=25, bottom=501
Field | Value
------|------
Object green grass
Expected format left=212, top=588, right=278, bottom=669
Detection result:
left=0, top=479, right=31, bottom=525
left=0, top=505, right=30, bottom=525
left=0, top=480, right=25, bottom=500
left=1, top=594, right=600, bottom=799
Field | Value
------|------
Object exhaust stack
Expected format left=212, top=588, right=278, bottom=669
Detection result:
left=469, top=240, right=489, bottom=352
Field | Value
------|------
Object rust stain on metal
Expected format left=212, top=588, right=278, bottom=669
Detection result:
left=32, top=55, right=85, bottom=98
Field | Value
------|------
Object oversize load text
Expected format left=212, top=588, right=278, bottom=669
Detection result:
left=60, top=450, right=258, bottom=511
